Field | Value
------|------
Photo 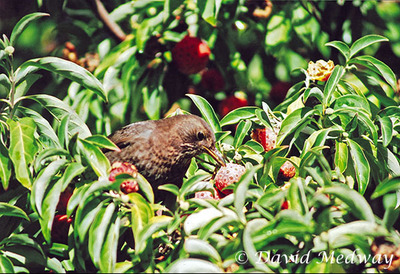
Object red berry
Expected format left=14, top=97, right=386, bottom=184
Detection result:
left=251, top=127, right=277, bottom=152
left=278, top=161, right=296, bottom=181
left=269, top=82, right=292, bottom=103
left=194, top=188, right=221, bottom=200
left=281, top=200, right=289, bottom=210
left=120, top=180, right=139, bottom=194
left=218, top=94, right=248, bottom=117
left=171, top=35, right=211, bottom=75
left=215, top=163, right=246, bottom=195
left=109, top=162, right=139, bottom=194
left=56, top=186, right=73, bottom=214
left=201, top=68, right=225, bottom=92
left=51, top=214, right=72, bottom=244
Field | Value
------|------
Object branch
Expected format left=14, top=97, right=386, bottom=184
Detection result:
left=94, top=0, right=127, bottom=42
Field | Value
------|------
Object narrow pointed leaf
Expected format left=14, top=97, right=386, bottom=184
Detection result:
left=21, top=57, right=107, bottom=101
left=0, top=202, right=29, bottom=221
left=326, top=40, right=350, bottom=61
left=323, top=65, right=344, bottom=107
left=7, top=118, right=38, bottom=189
left=10, top=12, right=49, bottom=46
left=322, top=186, right=375, bottom=222
left=187, top=94, right=221, bottom=132
left=0, top=141, right=11, bottom=190
left=349, top=35, right=388, bottom=59
left=347, top=139, right=370, bottom=194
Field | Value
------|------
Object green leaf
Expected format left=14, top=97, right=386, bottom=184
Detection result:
left=303, top=87, right=324, bottom=104
left=322, top=185, right=375, bottom=222
left=301, top=128, right=332, bottom=157
left=89, top=202, right=116, bottom=267
left=350, top=55, right=397, bottom=91
left=24, top=94, right=91, bottom=138
left=347, top=139, right=370, bottom=194
left=136, top=173, right=154, bottom=204
left=19, top=106, right=61, bottom=148
left=21, top=57, right=107, bottom=102
left=220, top=107, right=258, bottom=126
left=378, top=116, right=393, bottom=147
left=10, top=12, right=49, bottom=46
left=0, top=141, right=11, bottom=190
left=78, top=138, right=110, bottom=178
left=31, top=159, right=68, bottom=217
left=334, top=108, right=378, bottom=145
left=136, top=215, right=172, bottom=253
left=372, top=177, right=400, bottom=199
left=34, top=148, right=70, bottom=172
left=7, top=118, right=38, bottom=189
left=333, top=94, right=370, bottom=113
left=184, top=207, right=225, bottom=235
left=179, top=174, right=212, bottom=199
left=99, top=216, right=119, bottom=273
left=0, top=202, right=29, bottom=221
left=235, top=165, right=261, bottom=224
left=0, top=254, right=14, bottom=273
left=187, top=94, right=221, bottom=132
left=58, top=114, right=70, bottom=149
left=243, top=219, right=273, bottom=272
left=233, top=120, right=252, bottom=150
left=40, top=162, right=83, bottom=243
left=184, top=238, right=221, bottom=263
left=85, top=135, right=120, bottom=151
left=165, top=258, right=223, bottom=273
left=335, top=141, right=348, bottom=173
left=323, top=65, right=344, bottom=107
left=130, top=192, right=154, bottom=245
left=277, top=107, right=316, bottom=145
left=314, top=221, right=387, bottom=251
left=349, top=35, right=388, bottom=59
left=325, top=40, right=350, bottom=61
left=74, top=198, right=106, bottom=243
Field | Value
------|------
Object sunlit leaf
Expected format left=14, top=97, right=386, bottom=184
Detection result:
left=184, top=238, right=221, bottom=263
left=233, top=119, right=252, bottom=149
left=31, top=159, right=68, bottom=217
left=323, top=65, right=344, bottom=107
left=7, top=118, right=38, bottom=189
left=78, top=138, right=110, bottom=178
left=0, top=202, right=29, bottom=221
left=378, top=115, right=393, bottom=147
left=10, top=12, right=49, bottom=46
left=372, top=177, right=400, bottom=199
left=88, top=202, right=116, bottom=267
left=335, top=141, right=348, bottom=173
left=0, top=141, right=11, bottom=191
left=350, top=55, right=397, bottom=91
left=21, top=57, right=107, bottom=102
left=325, top=40, right=350, bottom=61
left=347, top=139, right=370, bottom=194
left=24, top=94, right=91, bottom=138
left=322, top=185, right=375, bottom=222
left=187, top=94, right=221, bottom=132
left=349, top=34, right=388, bottom=59
left=277, top=107, right=316, bottom=145
left=235, top=165, right=261, bottom=224
left=220, top=107, right=258, bottom=126
left=165, top=258, right=223, bottom=273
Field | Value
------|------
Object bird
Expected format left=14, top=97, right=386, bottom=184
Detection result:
left=104, top=114, right=225, bottom=205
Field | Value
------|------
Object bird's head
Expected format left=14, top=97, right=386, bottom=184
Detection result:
left=172, top=115, right=225, bottom=167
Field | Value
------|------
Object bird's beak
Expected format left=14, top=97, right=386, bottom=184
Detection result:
left=202, top=146, right=226, bottom=167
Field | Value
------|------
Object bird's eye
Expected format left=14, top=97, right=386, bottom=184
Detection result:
left=197, top=131, right=205, bottom=141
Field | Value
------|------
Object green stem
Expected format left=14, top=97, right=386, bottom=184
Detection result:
left=8, top=55, right=16, bottom=119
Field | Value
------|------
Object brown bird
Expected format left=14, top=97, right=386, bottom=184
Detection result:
left=105, top=114, right=225, bottom=205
